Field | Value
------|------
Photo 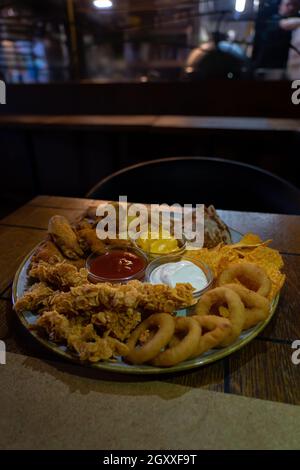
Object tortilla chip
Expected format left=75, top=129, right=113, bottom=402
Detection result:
left=191, top=245, right=240, bottom=277
left=244, top=246, right=284, bottom=270
left=192, top=235, right=285, bottom=299
left=238, top=233, right=263, bottom=245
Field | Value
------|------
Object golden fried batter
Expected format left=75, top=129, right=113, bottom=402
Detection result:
left=92, top=308, right=141, bottom=341
left=106, top=336, right=129, bottom=356
left=50, top=280, right=195, bottom=316
left=48, top=215, right=84, bottom=260
left=138, top=282, right=196, bottom=312
left=14, top=282, right=54, bottom=314
left=68, top=336, right=113, bottom=362
left=36, top=310, right=70, bottom=342
left=29, top=261, right=88, bottom=289
left=31, top=239, right=86, bottom=269
left=31, top=239, right=64, bottom=265
left=35, top=312, right=129, bottom=362
left=75, top=219, right=106, bottom=255
left=67, top=323, right=129, bottom=362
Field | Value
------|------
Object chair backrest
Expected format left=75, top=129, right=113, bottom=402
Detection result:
left=86, top=157, right=300, bottom=214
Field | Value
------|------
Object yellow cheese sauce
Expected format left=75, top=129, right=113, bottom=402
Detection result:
left=136, top=227, right=179, bottom=255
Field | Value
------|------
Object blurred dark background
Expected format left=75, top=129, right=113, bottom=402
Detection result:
left=0, top=0, right=299, bottom=216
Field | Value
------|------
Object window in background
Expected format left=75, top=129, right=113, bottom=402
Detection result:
left=0, top=0, right=299, bottom=83
left=0, top=1, right=70, bottom=83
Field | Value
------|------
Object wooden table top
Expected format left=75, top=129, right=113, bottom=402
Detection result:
left=1, top=196, right=299, bottom=406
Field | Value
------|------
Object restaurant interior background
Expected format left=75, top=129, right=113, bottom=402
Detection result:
left=0, top=0, right=299, bottom=217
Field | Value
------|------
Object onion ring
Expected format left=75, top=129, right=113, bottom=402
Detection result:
left=218, top=262, right=271, bottom=298
left=191, top=315, right=232, bottom=357
left=194, top=286, right=245, bottom=346
left=224, top=283, right=270, bottom=329
left=150, top=317, right=201, bottom=367
left=125, top=313, right=175, bottom=364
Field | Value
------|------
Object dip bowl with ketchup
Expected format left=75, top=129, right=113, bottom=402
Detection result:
left=86, top=246, right=148, bottom=284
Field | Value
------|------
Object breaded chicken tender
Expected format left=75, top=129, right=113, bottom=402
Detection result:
left=36, top=310, right=70, bottom=342
left=35, top=313, right=129, bottom=362
left=138, top=282, right=196, bottom=312
left=14, top=282, right=55, bottom=314
left=92, top=308, right=141, bottom=341
left=50, top=280, right=195, bottom=316
left=29, top=261, right=88, bottom=290
left=67, top=323, right=129, bottom=362
left=68, top=336, right=113, bottom=362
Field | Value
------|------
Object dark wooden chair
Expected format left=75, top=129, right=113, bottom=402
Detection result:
left=86, top=157, right=300, bottom=214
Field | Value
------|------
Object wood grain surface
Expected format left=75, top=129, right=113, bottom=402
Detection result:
left=218, top=210, right=300, bottom=254
left=1, top=205, right=84, bottom=230
left=259, top=254, right=300, bottom=341
left=0, top=195, right=299, bottom=404
left=0, top=226, right=45, bottom=293
left=228, top=340, right=300, bottom=404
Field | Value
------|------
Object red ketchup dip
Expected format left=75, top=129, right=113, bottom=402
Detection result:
left=88, top=249, right=147, bottom=282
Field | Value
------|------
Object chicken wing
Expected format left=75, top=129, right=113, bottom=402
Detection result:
left=76, top=224, right=106, bottom=255
left=48, top=215, right=84, bottom=260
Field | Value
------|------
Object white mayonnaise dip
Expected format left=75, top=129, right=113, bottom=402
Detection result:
left=150, top=260, right=208, bottom=291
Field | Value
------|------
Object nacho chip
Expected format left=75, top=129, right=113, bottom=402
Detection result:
left=238, top=233, right=263, bottom=245
left=192, top=235, right=285, bottom=299
left=191, top=244, right=240, bottom=277
left=244, top=245, right=284, bottom=270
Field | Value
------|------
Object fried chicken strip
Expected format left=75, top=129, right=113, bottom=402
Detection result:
left=67, top=323, right=129, bottom=362
left=49, top=280, right=195, bottom=316
left=92, top=308, right=141, bottom=341
left=29, top=261, right=88, bottom=289
left=35, top=309, right=70, bottom=342
left=14, top=282, right=55, bottom=314
left=31, top=239, right=64, bottom=265
left=138, top=282, right=196, bottom=312
left=36, top=311, right=129, bottom=362
left=68, top=335, right=112, bottom=362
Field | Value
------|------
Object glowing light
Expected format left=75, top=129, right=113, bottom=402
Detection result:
left=253, top=0, right=260, bottom=11
left=235, top=0, right=246, bottom=12
left=227, top=30, right=236, bottom=41
left=185, top=66, right=194, bottom=74
left=93, top=0, right=113, bottom=9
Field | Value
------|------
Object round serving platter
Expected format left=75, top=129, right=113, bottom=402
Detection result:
left=12, top=229, right=279, bottom=375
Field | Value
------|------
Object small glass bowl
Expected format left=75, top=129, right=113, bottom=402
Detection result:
left=132, top=236, right=186, bottom=261
left=86, top=245, right=149, bottom=284
left=145, top=252, right=214, bottom=299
